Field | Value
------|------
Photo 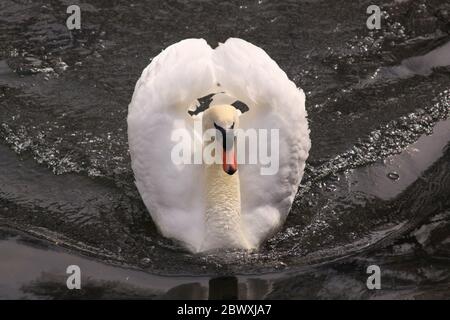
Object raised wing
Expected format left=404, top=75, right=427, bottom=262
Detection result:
left=213, top=38, right=311, bottom=246
left=128, top=39, right=216, bottom=251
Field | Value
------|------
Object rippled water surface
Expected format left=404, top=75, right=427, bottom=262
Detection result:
left=0, top=0, right=449, bottom=299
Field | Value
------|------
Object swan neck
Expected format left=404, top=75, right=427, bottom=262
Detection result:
left=202, top=164, right=249, bottom=250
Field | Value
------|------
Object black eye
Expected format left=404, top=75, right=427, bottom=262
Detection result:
left=214, top=122, right=234, bottom=132
left=214, top=122, right=225, bottom=135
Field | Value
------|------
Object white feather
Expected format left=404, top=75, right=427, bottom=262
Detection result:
left=128, top=38, right=310, bottom=252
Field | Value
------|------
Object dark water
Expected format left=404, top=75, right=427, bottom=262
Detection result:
left=0, top=0, right=449, bottom=299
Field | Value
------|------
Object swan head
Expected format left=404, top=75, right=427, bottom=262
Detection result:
left=202, top=104, right=240, bottom=175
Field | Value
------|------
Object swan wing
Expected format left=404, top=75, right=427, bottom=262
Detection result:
left=213, top=38, right=311, bottom=246
left=128, top=39, right=216, bottom=251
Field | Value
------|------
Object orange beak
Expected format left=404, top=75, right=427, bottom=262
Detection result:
left=223, top=148, right=237, bottom=175
left=214, top=122, right=237, bottom=175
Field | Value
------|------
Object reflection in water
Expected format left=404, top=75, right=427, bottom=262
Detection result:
left=0, top=232, right=275, bottom=299
left=349, top=119, right=450, bottom=201
left=21, top=274, right=271, bottom=300
left=359, top=40, right=450, bottom=86
left=21, top=272, right=160, bottom=300
left=6, top=216, right=450, bottom=300
left=209, top=277, right=238, bottom=300
left=381, top=41, right=450, bottom=79
left=164, top=283, right=207, bottom=300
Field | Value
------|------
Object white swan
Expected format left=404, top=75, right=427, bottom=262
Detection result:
left=128, top=38, right=310, bottom=252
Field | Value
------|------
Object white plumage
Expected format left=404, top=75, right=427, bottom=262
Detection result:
left=128, top=38, right=310, bottom=252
